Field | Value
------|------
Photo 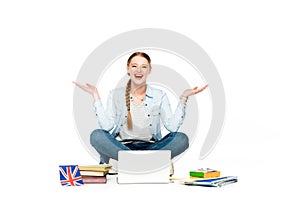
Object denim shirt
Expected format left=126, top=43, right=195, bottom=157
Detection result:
left=93, top=85, right=186, bottom=141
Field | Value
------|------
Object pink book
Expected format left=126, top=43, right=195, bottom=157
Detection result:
left=82, top=175, right=107, bottom=184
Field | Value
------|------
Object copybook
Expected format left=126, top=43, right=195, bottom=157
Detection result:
left=183, top=176, right=238, bottom=187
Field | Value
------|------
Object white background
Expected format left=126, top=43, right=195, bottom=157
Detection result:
left=0, top=0, right=299, bottom=199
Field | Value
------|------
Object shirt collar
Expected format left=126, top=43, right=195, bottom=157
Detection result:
left=145, top=84, right=154, bottom=99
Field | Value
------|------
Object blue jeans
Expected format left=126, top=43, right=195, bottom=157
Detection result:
left=90, top=129, right=189, bottom=164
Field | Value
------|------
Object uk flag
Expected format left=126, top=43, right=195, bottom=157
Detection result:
left=59, top=165, right=84, bottom=186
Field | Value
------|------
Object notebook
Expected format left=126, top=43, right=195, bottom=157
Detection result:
left=117, top=150, right=171, bottom=184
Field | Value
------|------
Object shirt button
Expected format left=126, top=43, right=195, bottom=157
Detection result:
left=149, top=124, right=152, bottom=126
left=145, top=104, right=147, bottom=106
left=148, top=114, right=150, bottom=117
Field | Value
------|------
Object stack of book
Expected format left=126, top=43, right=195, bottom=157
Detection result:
left=181, top=168, right=238, bottom=187
left=78, top=164, right=112, bottom=184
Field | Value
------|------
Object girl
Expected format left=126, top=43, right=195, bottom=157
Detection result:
left=73, top=52, right=208, bottom=164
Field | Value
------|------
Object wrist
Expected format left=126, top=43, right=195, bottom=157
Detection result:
left=93, top=91, right=100, bottom=101
left=180, top=95, right=188, bottom=104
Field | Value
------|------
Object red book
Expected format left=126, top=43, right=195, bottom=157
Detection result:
left=82, top=175, right=107, bottom=184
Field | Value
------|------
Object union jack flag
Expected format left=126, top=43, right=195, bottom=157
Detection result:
left=59, top=165, right=84, bottom=186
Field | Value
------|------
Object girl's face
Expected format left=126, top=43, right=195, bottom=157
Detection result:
left=127, top=55, right=151, bottom=86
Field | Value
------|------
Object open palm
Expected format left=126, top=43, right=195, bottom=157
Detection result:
left=73, top=81, right=100, bottom=100
left=182, top=84, right=208, bottom=97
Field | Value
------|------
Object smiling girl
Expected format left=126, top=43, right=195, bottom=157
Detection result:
left=73, top=52, right=208, bottom=165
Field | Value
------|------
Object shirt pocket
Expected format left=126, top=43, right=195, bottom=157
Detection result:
left=150, top=106, right=163, bottom=133
left=151, top=106, right=161, bottom=117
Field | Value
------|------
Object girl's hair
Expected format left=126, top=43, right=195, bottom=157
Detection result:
left=126, top=52, right=151, bottom=66
left=125, top=52, right=151, bottom=129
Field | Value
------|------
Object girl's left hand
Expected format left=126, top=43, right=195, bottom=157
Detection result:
left=182, top=84, right=208, bottom=97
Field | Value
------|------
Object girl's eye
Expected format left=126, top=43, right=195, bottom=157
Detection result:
left=132, top=66, right=137, bottom=68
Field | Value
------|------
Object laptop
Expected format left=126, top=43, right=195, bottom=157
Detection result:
left=117, top=150, right=171, bottom=184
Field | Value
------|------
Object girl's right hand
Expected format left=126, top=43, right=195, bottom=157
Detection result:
left=73, top=81, right=100, bottom=101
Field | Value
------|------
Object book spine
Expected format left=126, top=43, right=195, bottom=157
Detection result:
left=82, top=176, right=107, bottom=184
left=79, top=170, right=107, bottom=176
left=190, top=171, right=205, bottom=177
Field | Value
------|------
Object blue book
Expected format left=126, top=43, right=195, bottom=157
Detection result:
left=184, top=176, right=238, bottom=187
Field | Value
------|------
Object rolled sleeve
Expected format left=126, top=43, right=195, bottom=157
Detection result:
left=160, top=92, right=186, bottom=132
left=93, top=92, right=115, bottom=132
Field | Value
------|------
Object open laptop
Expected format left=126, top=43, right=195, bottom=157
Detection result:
left=117, top=150, right=171, bottom=184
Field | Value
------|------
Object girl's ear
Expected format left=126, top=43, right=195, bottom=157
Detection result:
left=149, top=66, right=152, bottom=74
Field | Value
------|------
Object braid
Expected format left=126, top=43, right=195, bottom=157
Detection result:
left=125, top=79, right=133, bottom=129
